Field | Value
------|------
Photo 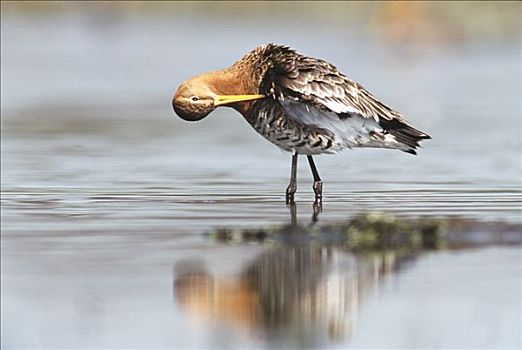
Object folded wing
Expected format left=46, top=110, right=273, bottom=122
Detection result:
left=260, top=46, right=431, bottom=153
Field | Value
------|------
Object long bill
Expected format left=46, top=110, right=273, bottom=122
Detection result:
left=214, top=94, right=265, bottom=106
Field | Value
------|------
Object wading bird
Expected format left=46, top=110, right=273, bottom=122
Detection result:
left=172, top=44, right=430, bottom=204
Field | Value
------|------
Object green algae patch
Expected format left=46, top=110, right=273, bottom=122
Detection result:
left=207, top=212, right=520, bottom=252
left=343, top=213, right=449, bottom=251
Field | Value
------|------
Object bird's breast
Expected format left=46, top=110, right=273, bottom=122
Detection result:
left=243, top=99, right=343, bottom=155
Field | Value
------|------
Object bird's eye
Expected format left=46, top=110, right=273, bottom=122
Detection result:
left=190, top=96, right=199, bottom=102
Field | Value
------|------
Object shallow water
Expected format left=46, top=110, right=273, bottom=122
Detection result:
left=2, top=6, right=522, bottom=349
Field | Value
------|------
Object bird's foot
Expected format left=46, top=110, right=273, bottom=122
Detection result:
left=312, top=180, right=323, bottom=202
left=311, top=180, right=323, bottom=223
left=285, top=183, right=297, bottom=204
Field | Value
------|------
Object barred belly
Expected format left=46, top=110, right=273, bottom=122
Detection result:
left=245, top=100, right=343, bottom=155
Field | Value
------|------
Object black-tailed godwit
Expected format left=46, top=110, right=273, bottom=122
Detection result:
left=172, top=44, right=430, bottom=204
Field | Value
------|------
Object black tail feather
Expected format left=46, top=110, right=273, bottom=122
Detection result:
left=379, top=119, right=431, bottom=154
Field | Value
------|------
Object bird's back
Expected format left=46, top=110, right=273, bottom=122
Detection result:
left=239, top=44, right=430, bottom=155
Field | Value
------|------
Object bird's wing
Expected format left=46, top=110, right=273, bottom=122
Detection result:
left=266, top=55, right=407, bottom=123
left=257, top=46, right=430, bottom=151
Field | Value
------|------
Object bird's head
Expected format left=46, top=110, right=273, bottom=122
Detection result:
left=172, top=72, right=265, bottom=122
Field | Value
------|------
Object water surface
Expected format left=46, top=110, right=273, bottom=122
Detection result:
left=1, top=6, right=521, bottom=349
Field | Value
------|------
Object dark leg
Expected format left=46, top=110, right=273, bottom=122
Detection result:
left=286, top=152, right=298, bottom=204
left=307, top=155, right=323, bottom=202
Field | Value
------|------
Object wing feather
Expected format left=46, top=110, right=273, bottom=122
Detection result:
left=256, top=44, right=431, bottom=152
left=265, top=52, right=414, bottom=125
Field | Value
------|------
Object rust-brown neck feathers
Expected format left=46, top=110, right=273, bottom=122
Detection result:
left=185, top=45, right=282, bottom=114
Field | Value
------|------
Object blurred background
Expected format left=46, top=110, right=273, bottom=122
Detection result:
left=1, top=1, right=521, bottom=349
left=2, top=1, right=521, bottom=195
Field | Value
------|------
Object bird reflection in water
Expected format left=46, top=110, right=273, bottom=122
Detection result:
left=172, top=210, right=516, bottom=345
left=172, top=211, right=452, bottom=345
left=288, top=200, right=322, bottom=225
left=174, top=246, right=410, bottom=345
